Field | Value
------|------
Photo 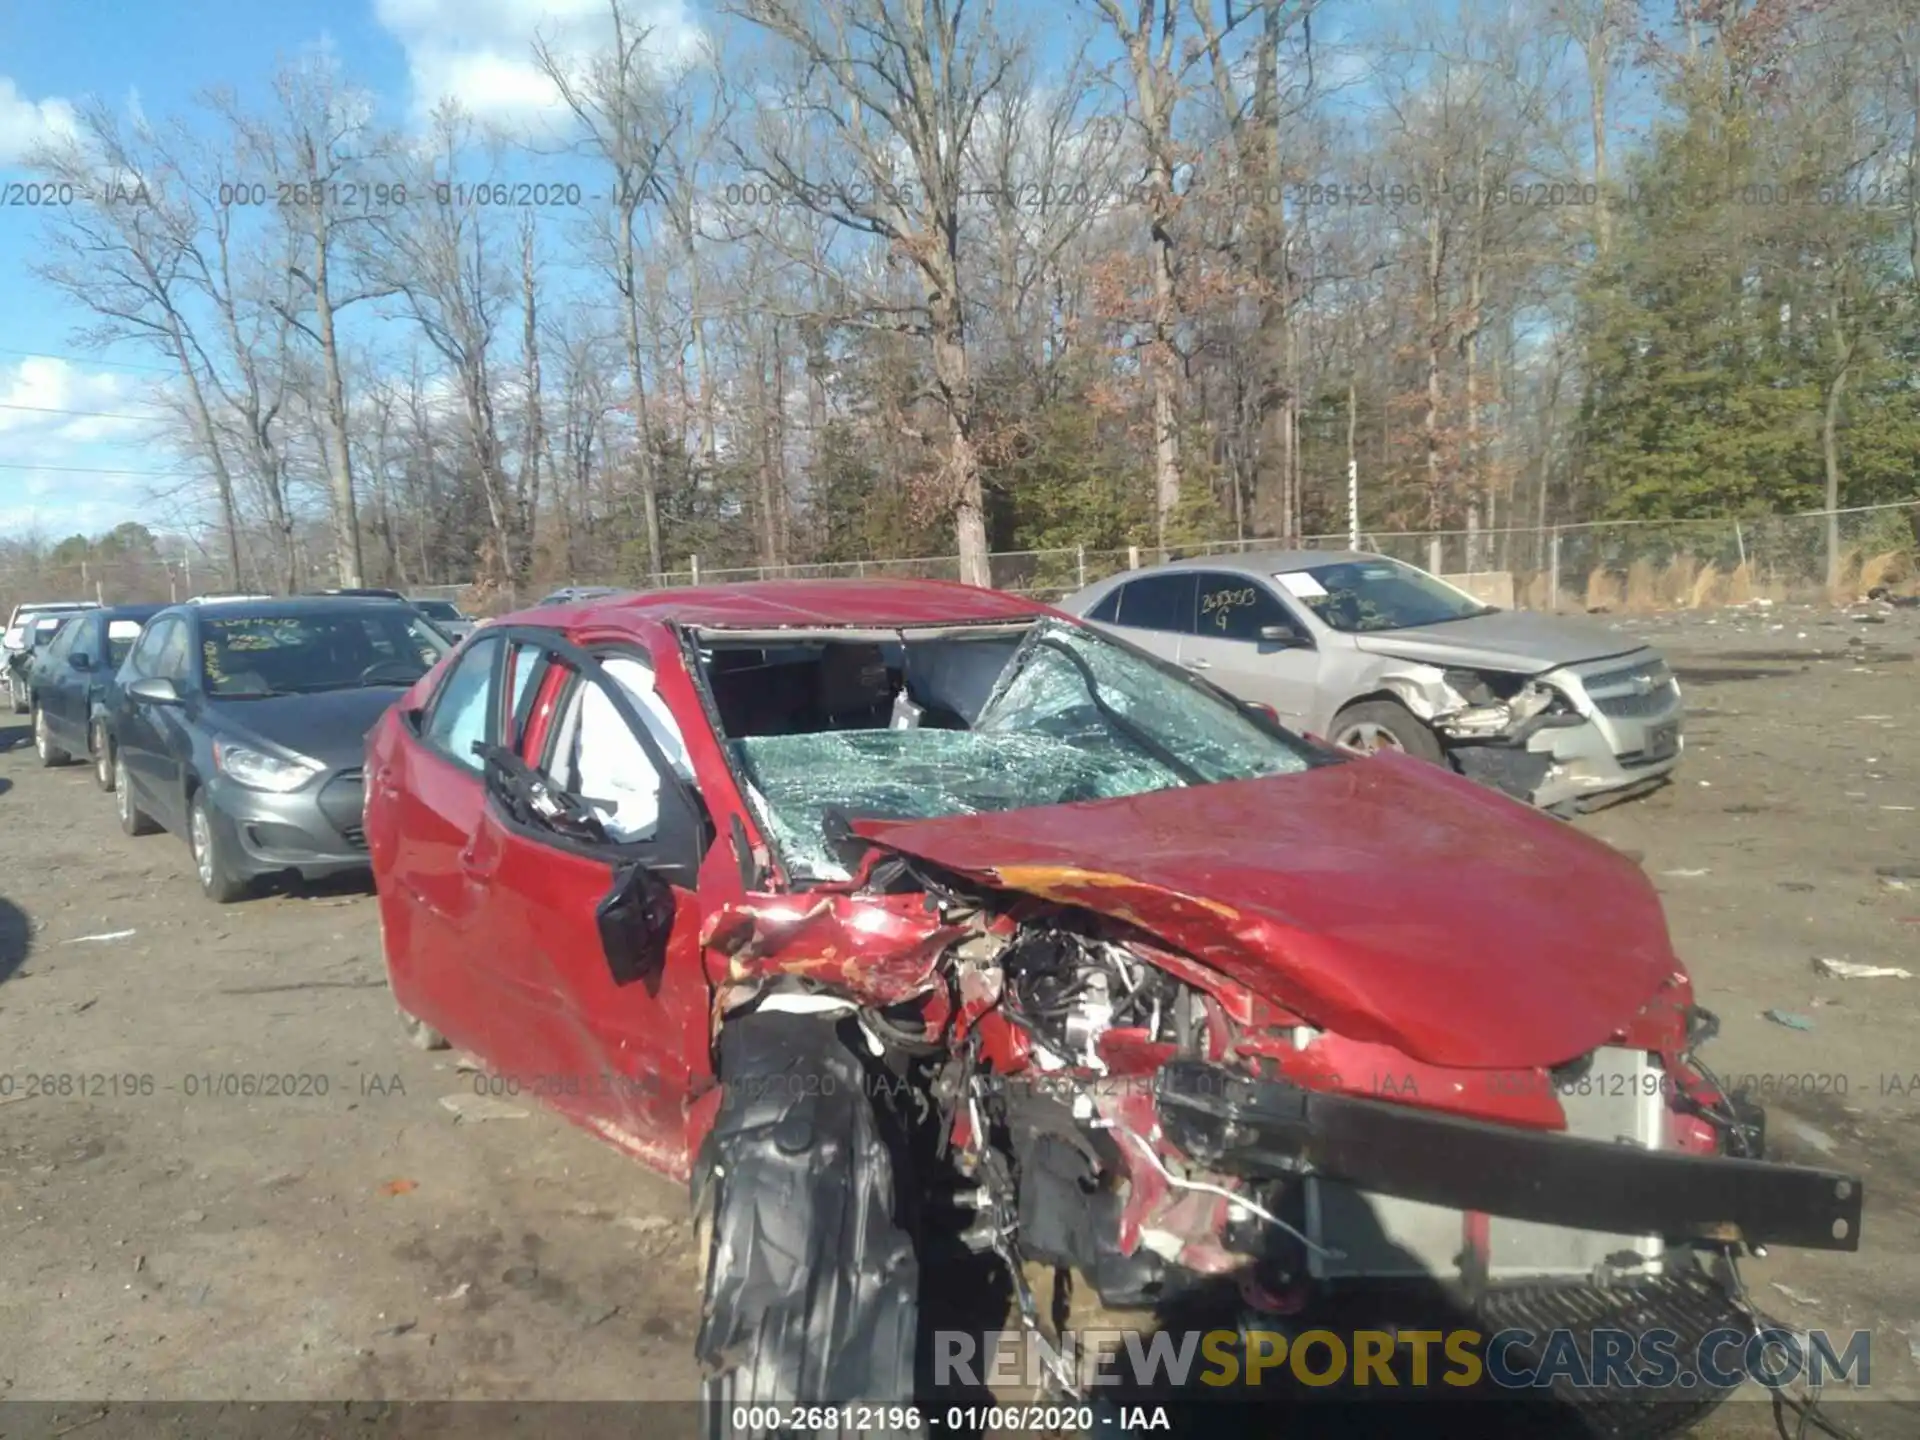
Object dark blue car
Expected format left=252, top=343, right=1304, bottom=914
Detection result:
left=29, top=603, right=165, bottom=785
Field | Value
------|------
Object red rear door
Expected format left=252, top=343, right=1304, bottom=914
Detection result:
left=373, top=633, right=508, bottom=1057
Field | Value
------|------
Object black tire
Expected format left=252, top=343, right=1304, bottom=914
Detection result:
left=695, top=1012, right=922, bottom=1439
left=1329, top=698, right=1445, bottom=764
left=33, top=704, right=72, bottom=766
left=91, top=720, right=115, bottom=791
left=188, top=789, right=250, bottom=903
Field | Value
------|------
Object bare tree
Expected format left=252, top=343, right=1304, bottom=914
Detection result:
left=366, top=105, right=523, bottom=586
left=729, top=0, right=1017, bottom=585
left=220, top=58, right=399, bottom=587
left=1082, top=0, right=1200, bottom=546
left=29, top=105, right=247, bottom=583
left=536, top=0, right=686, bottom=580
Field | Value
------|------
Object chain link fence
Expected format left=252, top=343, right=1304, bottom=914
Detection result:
left=500, top=501, right=1916, bottom=614
left=8, top=501, right=1915, bottom=619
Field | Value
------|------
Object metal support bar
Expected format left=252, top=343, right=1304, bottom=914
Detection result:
left=1154, top=1061, right=1863, bottom=1253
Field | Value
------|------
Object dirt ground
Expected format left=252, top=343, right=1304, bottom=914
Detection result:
left=1, top=600, right=1916, bottom=1437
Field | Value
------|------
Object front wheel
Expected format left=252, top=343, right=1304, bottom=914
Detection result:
left=188, top=790, right=250, bottom=903
left=33, top=705, right=72, bottom=766
left=695, top=1013, right=922, bottom=1438
left=1329, top=699, right=1445, bottom=764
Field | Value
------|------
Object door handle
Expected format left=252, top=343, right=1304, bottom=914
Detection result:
left=1182, top=658, right=1211, bottom=671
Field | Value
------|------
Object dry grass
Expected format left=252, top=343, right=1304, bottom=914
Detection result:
left=1860, top=549, right=1910, bottom=592
left=1688, top=563, right=1724, bottom=609
left=1725, top=561, right=1755, bottom=605
left=1833, top=553, right=1864, bottom=598
left=1659, top=554, right=1698, bottom=607
left=1585, top=567, right=1624, bottom=611
left=1623, top=557, right=1660, bottom=611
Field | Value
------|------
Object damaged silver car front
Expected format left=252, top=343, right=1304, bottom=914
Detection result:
left=1387, top=655, right=1683, bottom=811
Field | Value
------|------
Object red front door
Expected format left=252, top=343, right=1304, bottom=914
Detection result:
left=455, top=638, right=713, bottom=1180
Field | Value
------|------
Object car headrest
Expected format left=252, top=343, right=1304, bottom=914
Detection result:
left=815, top=643, right=892, bottom=724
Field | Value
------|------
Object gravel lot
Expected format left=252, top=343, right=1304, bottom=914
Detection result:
left=1, top=601, right=1916, bottom=1436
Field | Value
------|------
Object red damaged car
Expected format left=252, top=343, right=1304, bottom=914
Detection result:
left=363, top=580, right=1860, bottom=1428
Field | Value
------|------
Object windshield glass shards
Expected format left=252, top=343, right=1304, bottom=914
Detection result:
left=713, top=619, right=1316, bottom=882
left=200, top=610, right=447, bottom=697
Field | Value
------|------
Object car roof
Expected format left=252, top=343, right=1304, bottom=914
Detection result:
left=165, top=596, right=420, bottom=622
left=1124, top=549, right=1379, bottom=577
left=100, top=603, right=166, bottom=622
left=507, top=578, right=1050, bottom=630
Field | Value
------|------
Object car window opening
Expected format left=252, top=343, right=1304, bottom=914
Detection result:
left=545, top=656, right=692, bottom=845
left=694, top=619, right=1319, bottom=884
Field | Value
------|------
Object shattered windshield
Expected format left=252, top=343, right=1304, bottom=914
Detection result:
left=1282, top=558, right=1494, bottom=633
left=726, top=619, right=1316, bottom=882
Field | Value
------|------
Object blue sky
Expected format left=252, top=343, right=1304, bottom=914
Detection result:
left=0, top=0, right=704, bottom=540
left=0, top=0, right=1618, bottom=542
left=1, top=0, right=382, bottom=537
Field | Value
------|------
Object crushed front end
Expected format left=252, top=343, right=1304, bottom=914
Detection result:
left=682, top=616, right=1851, bottom=1435
left=1396, top=653, right=1685, bottom=812
left=701, top=859, right=1862, bottom=1434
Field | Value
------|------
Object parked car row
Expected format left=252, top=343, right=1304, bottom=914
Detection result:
left=21, top=593, right=452, bottom=901
left=5, top=600, right=101, bottom=714
left=15, top=566, right=1844, bottom=1439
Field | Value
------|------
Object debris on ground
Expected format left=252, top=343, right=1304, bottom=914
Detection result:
left=1770, top=1282, right=1822, bottom=1306
left=436, top=1282, right=471, bottom=1303
left=1812, top=958, right=1912, bottom=981
left=1764, top=1009, right=1817, bottom=1030
left=616, top=1215, right=673, bottom=1235
left=378, top=1178, right=419, bottom=1197
left=1785, top=1120, right=1839, bottom=1155
left=60, top=930, right=136, bottom=946
left=374, top=1320, right=417, bottom=1337
left=1661, top=868, right=1710, bottom=877
left=438, top=1094, right=530, bottom=1123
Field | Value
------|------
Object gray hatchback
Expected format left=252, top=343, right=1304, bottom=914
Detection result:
left=1061, top=550, right=1683, bottom=812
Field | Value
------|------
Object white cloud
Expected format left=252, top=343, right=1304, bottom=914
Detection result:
left=0, top=357, right=168, bottom=447
left=0, top=358, right=181, bottom=535
left=0, top=77, right=77, bottom=165
left=374, top=0, right=705, bottom=135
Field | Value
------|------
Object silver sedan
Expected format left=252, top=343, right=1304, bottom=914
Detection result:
left=1060, top=550, right=1683, bottom=813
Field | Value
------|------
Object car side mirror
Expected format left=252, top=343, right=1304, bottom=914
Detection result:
left=69, top=652, right=92, bottom=671
left=127, top=676, right=181, bottom=705
left=1258, top=625, right=1308, bottom=647
left=596, top=862, right=676, bottom=992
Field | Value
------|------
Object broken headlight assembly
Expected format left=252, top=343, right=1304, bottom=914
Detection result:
left=1435, top=668, right=1572, bottom=742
